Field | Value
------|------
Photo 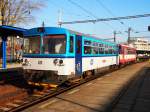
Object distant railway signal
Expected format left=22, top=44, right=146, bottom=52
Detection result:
left=148, top=26, right=150, bottom=31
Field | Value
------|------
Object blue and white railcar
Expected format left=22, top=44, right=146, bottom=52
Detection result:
left=82, top=36, right=119, bottom=73
left=22, top=27, right=118, bottom=82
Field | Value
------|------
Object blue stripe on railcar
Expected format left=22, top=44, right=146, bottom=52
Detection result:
left=24, top=27, right=70, bottom=37
left=23, top=54, right=74, bottom=58
left=23, top=54, right=117, bottom=58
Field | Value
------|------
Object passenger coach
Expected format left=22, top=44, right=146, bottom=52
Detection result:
left=22, top=27, right=118, bottom=83
left=119, top=44, right=136, bottom=65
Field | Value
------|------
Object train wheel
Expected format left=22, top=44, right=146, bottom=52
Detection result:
left=82, top=70, right=94, bottom=79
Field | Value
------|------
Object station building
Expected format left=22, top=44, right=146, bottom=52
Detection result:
left=129, top=37, right=150, bottom=56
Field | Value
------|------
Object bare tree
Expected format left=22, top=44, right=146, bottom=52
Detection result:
left=0, top=0, right=44, bottom=26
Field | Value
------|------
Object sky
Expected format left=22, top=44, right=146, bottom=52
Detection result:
left=22, top=0, right=150, bottom=43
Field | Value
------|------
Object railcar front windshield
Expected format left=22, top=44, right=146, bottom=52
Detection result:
left=23, top=36, right=40, bottom=54
left=43, top=35, right=66, bottom=54
left=23, top=35, right=66, bottom=54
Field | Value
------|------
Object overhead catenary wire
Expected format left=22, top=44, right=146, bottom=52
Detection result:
left=50, top=0, right=90, bottom=22
left=130, top=36, right=150, bottom=38
left=95, top=0, right=127, bottom=28
left=62, top=0, right=149, bottom=41
left=67, top=0, right=116, bottom=31
left=59, top=13, right=150, bottom=25
left=67, top=0, right=97, bottom=19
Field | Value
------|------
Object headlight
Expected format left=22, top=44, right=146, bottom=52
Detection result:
left=53, top=59, right=58, bottom=65
left=59, top=59, right=63, bottom=65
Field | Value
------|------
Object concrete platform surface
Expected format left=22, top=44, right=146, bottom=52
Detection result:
left=0, top=63, right=22, bottom=72
left=23, top=62, right=148, bottom=112
left=112, top=65, right=150, bottom=112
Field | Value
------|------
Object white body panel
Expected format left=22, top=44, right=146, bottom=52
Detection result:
left=23, top=58, right=75, bottom=75
left=124, top=54, right=136, bottom=60
left=23, top=56, right=118, bottom=75
left=119, top=54, right=136, bottom=60
left=82, top=56, right=118, bottom=72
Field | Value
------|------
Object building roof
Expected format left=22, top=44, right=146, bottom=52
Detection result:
left=0, top=25, right=27, bottom=37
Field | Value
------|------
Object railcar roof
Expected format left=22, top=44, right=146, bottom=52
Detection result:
left=24, top=27, right=116, bottom=45
left=119, top=44, right=136, bottom=49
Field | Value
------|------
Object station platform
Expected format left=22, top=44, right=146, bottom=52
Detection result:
left=112, top=64, right=150, bottom=112
left=23, top=62, right=149, bottom=112
left=0, top=63, right=22, bottom=72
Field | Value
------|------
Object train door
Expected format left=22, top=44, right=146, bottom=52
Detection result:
left=75, top=35, right=82, bottom=75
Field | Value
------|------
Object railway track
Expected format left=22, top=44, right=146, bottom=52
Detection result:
left=0, top=63, right=122, bottom=112
left=0, top=61, right=147, bottom=112
left=0, top=71, right=30, bottom=111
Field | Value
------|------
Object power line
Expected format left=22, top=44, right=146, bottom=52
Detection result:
left=67, top=0, right=97, bottom=19
left=135, top=30, right=150, bottom=33
left=67, top=0, right=116, bottom=30
left=95, top=0, right=127, bottom=27
left=59, top=13, right=150, bottom=25
left=49, top=0, right=90, bottom=21
left=96, top=0, right=115, bottom=17
left=131, top=36, right=150, bottom=38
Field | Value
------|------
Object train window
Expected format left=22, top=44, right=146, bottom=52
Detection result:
left=104, top=45, right=109, bottom=54
left=99, top=43, right=103, bottom=47
left=69, top=36, right=74, bottom=53
left=84, top=40, right=91, bottom=46
left=84, top=46, right=91, bottom=54
left=99, top=44, right=101, bottom=47
left=114, top=49, right=118, bottom=54
left=43, top=35, right=66, bottom=54
left=109, top=49, right=113, bottom=54
left=114, top=49, right=117, bottom=54
left=112, top=49, right=114, bottom=54
left=92, top=47, right=98, bottom=54
left=23, top=37, right=40, bottom=54
left=128, top=49, right=134, bottom=54
left=77, top=40, right=81, bottom=54
left=105, top=49, right=109, bottom=54
left=127, top=49, right=130, bottom=54
left=107, top=46, right=114, bottom=54
left=99, top=48, right=104, bottom=54
left=93, top=42, right=98, bottom=47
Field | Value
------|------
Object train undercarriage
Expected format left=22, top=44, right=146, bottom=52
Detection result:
left=22, top=58, right=143, bottom=89
left=23, top=65, right=118, bottom=89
